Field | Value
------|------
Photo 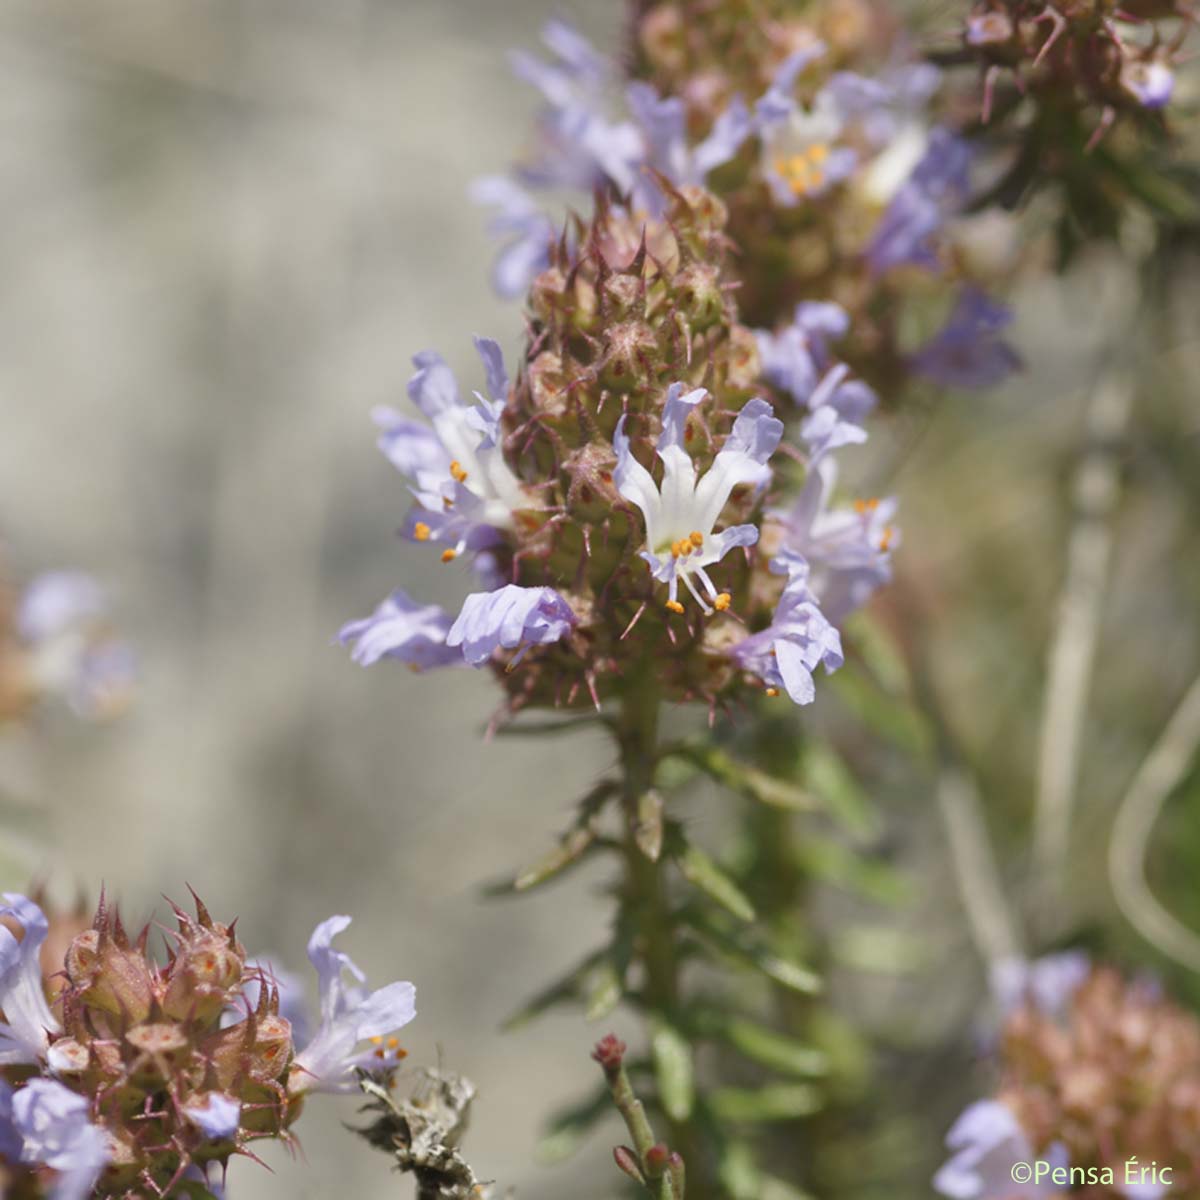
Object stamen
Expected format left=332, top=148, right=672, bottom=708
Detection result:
left=854, top=498, right=880, bottom=514
left=413, top=522, right=431, bottom=541
left=765, top=687, right=780, bottom=697
left=689, top=531, right=704, bottom=548
left=680, top=571, right=713, bottom=614
left=370, top=1037, right=384, bottom=1045
left=879, top=526, right=894, bottom=552
left=713, top=593, right=731, bottom=611
left=449, top=460, right=469, bottom=483
left=665, top=600, right=685, bottom=614
left=441, top=548, right=458, bottom=563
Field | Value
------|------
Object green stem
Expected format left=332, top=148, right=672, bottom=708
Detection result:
left=615, top=676, right=708, bottom=1200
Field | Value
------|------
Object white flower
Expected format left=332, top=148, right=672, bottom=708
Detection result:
left=614, top=384, right=782, bottom=613
left=288, top=915, right=416, bottom=1096
left=0, top=894, right=62, bottom=1066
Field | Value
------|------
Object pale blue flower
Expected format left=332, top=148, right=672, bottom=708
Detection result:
left=990, top=951, right=1090, bottom=1020
left=511, top=23, right=642, bottom=194
left=289, top=916, right=416, bottom=1096
left=15, top=573, right=134, bottom=718
left=770, top=457, right=896, bottom=621
left=183, top=1093, right=241, bottom=1141
left=470, top=175, right=557, bottom=299
left=935, top=1100, right=1067, bottom=1199
left=731, top=551, right=844, bottom=704
left=338, top=590, right=461, bottom=670
left=800, top=401, right=869, bottom=464
left=12, top=1078, right=109, bottom=1200
left=910, top=289, right=1020, bottom=390
left=868, top=128, right=972, bottom=274
left=625, top=83, right=752, bottom=189
left=373, top=337, right=526, bottom=559
left=757, top=301, right=872, bottom=412
left=1121, top=57, right=1174, bottom=109
left=0, top=1079, right=22, bottom=1161
left=446, top=585, right=576, bottom=667
left=614, top=385, right=783, bottom=612
left=0, top=894, right=61, bottom=1065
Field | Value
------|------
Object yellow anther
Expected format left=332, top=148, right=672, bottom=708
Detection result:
left=370, top=1036, right=384, bottom=1046
left=854, top=497, right=880, bottom=515
left=713, top=593, right=732, bottom=611
left=443, top=496, right=454, bottom=510
left=413, top=521, right=431, bottom=541
left=678, top=541, right=692, bottom=557
left=765, top=687, right=780, bottom=697
left=809, top=169, right=825, bottom=190
left=441, top=548, right=458, bottom=563
left=879, top=526, right=894, bottom=552
left=808, top=142, right=830, bottom=165
left=387, top=1037, right=400, bottom=1049
left=449, top=460, right=469, bottom=483
left=665, top=600, right=685, bottom=614
left=689, top=531, right=704, bottom=548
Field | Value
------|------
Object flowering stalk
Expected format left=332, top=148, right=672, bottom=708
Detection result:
left=612, top=672, right=707, bottom=1190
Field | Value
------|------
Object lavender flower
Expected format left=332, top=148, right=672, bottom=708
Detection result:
left=15, top=572, right=134, bottom=718
left=625, top=82, right=752, bottom=189
left=446, top=585, right=576, bottom=667
left=756, top=301, right=852, bottom=407
left=12, top=1078, right=110, bottom=1200
left=770, top=458, right=896, bottom=622
left=934, top=1100, right=1067, bottom=1198
left=338, top=589, right=460, bottom=670
left=868, top=128, right=972, bottom=274
left=470, top=176, right=557, bottom=299
left=0, top=894, right=61, bottom=1065
left=1120, top=56, right=1175, bottom=109
left=0, top=1079, right=22, bottom=1162
left=731, top=552, right=844, bottom=704
left=183, top=1092, right=242, bottom=1141
left=614, top=385, right=783, bottom=614
left=800, top=401, right=869, bottom=464
left=990, top=951, right=1090, bottom=1020
left=910, top=288, right=1020, bottom=390
left=289, top=915, right=416, bottom=1096
left=511, top=22, right=642, bottom=194
left=757, top=62, right=859, bottom=204
left=374, top=338, right=526, bottom=562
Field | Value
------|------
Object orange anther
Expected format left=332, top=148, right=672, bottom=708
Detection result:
left=413, top=522, right=431, bottom=541
left=441, top=548, right=458, bottom=563
left=765, top=687, right=780, bottom=697
left=665, top=600, right=685, bottom=614
left=713, top=593, right=732, bottom=611
left=449, top=460, right=468, bottom=483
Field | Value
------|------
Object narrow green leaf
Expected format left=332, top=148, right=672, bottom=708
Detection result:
left=514, top=825, right=597, bottom=891
left=583, top=959, right=623, bottom=1021
left=634, top=790, right=665, bottom=862
left=717, top=1139, right=763, bottom=1200
left=668, top=742, right=816, bottom=811
left=833, top=926, right=930, bottom=974
left=804, top=744, right=876, bottom=839
left=683, top=910, right=821, bottom=995
left=652, top=1020, right=695, bottom=1122
left=761, top=1175, right=818, bottom=1200
left=534, top=1085, right=613, bottom=1164
left=793, top=834, right=907, bottom=904
left=719, top=1016, right=829, bottom=1078
left=677, top=844, right=756, bottom=922
left=709, top=1083, right=823, bottom=1123
left=502, top=948, right=607, bottom=1030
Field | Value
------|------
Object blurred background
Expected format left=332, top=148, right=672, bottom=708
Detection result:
left=1, top=1, right=1198, bottom=1197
